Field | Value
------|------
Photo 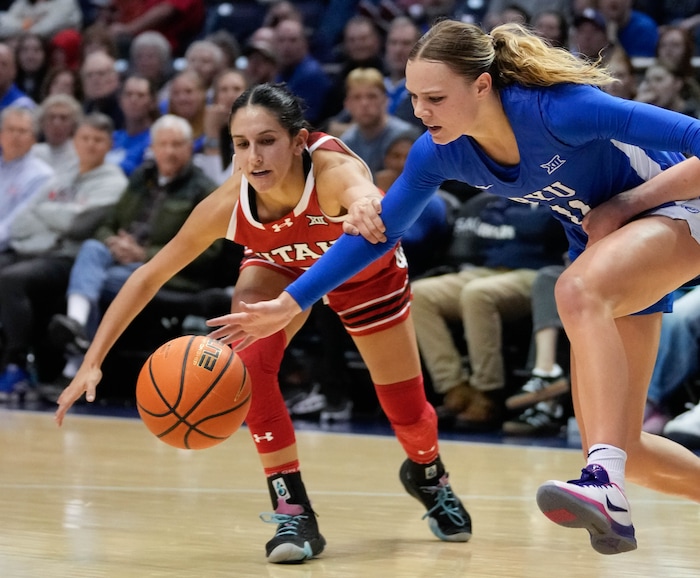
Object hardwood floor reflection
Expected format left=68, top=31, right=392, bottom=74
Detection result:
left=0, top=409, right=698, bottom=578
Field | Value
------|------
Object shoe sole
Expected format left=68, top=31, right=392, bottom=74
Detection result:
left=506, top=379, right=570, bottom=410
left=399, top=461, right=472, bottom=543
left=536, top=484, right=637, bottom=555
left=267, top=536, right=326, bottom=564
left=426, top=518, right=471, bottom=542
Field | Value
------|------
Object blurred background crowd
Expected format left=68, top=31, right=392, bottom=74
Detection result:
left=1, top=0, right=700, bottom=452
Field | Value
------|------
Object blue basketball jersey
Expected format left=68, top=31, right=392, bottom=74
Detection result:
left=287, top=83, right=700, bottom=310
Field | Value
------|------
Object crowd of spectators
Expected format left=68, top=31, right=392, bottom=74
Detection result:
left=1, top=0, right=700, bottom=448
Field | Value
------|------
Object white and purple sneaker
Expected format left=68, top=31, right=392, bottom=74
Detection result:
left=536, top=464, right=636, bottom=555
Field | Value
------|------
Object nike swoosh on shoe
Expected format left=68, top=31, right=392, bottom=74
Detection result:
left=606, top=495, right=628, bottom=513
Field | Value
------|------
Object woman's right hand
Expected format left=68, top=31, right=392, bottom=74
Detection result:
left=206, top=292, right=302, bottom=350
left=342, top=195, right=387, bottom=243
left=55, top=363, right=103, bottom=426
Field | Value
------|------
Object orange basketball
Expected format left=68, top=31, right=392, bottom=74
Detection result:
left=136, top=335, right=251, bottom=450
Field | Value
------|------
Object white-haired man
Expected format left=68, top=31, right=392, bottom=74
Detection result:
left=47, top=115, right=221, bottom=388
left=0, top=106, right=54, bottom=259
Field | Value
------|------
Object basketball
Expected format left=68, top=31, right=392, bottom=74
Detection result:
left=136, top=335, right=251, bottom=450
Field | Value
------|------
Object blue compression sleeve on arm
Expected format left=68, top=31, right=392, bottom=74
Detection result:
left=543, top=84, right=700, bottom=155
left=286, top=232, right=390, bottom=310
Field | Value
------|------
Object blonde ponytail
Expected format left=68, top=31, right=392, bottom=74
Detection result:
left=410, top=20, right=615, bottom=89
left=491, top=23, right=614, bottom=87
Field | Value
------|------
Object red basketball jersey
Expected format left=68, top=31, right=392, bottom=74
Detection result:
left=226, top=132, right=399, bottom=284
left=225, top=132, right=411, bottom=335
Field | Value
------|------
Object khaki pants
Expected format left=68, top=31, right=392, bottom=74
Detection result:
left=411, top=267, right=537, bottom=394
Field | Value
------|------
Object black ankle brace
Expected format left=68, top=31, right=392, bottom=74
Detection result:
left=266, top=470, right=311, bottom=509
left=406, top=455, right=446, bottom=484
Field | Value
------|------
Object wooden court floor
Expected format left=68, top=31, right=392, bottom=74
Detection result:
left=0, top=409, right=698, bottom=578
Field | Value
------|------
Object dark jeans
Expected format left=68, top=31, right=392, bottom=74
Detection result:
left=0, top=256, right=73, bottom=374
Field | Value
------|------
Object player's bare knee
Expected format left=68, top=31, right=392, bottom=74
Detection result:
left=554, top=271, right=592, bottom=322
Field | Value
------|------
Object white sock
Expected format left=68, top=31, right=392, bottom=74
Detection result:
left=532, top=363, right=563, bottom=378
left=66, top=294, right=91, bottom=327
left=587, top=443, right=627, bottom=490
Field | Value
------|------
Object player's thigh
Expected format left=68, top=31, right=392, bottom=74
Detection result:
left=351, top=315, right=422, bottom=384
left=561, top=216, right=700, bottom=317
left=232, top=265, right=295, bottom=307
left=232, top=265, right=311, bottom=337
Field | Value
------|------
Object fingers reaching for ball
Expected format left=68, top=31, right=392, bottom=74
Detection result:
left=55, top=365, right=103, bottom=426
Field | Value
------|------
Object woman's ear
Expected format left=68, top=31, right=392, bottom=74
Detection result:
left=474, top=72, right=493, bottom=98
left=295, top=128, right=309, bottom=154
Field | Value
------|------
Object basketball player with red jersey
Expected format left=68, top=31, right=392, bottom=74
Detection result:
left=230, top=131, right=410, bottom=337
left=54, top=83, right=471, bottom=564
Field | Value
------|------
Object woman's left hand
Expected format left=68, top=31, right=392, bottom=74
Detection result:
left=342, top=195, right=386, bottom=243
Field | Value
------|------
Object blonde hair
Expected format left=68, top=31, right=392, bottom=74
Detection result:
left=410, top=20, right=615, bottom=88
left=345, top=67, right=385, bottom=93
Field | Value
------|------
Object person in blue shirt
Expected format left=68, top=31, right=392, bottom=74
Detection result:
left=274, top=18, right=330, bottom=126
left=0, top=43, right=35, bottom=111
left=204, top=20, right=700, bottom=556
left=105, top=75, right=157, bottom=176
left=598, top=0, right=659, bottom=58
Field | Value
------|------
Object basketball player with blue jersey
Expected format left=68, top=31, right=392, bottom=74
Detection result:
left=208, top=21, right=700, bottom=556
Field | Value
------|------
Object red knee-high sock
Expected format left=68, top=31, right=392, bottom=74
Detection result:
left=237, top=330, right=299, bottom=474
left=375, top=375, right=439, bottom=464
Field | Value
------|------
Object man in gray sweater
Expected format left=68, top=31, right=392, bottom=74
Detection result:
left=0, top=113, right=127, bottom=399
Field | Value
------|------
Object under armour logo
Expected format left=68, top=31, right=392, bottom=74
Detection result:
left=307, top=215, right=328, bottom=226
left=271, top=218, right=293, bottom=232
left=540, top=154, right=566, bottom=175
left=253, top=432, right=274, bottom=443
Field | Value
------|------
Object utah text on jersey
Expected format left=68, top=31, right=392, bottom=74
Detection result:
left=253, top=239, right=338, bottom=265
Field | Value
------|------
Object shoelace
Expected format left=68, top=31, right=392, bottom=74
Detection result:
left=420, top=483, right=468, bottom=526
left=568, top=468, right=612, bottom=488
left=259, top=512, right=308, bottom=537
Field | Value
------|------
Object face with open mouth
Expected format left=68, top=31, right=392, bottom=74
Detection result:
left=230, top=105, right=302, bottom=193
